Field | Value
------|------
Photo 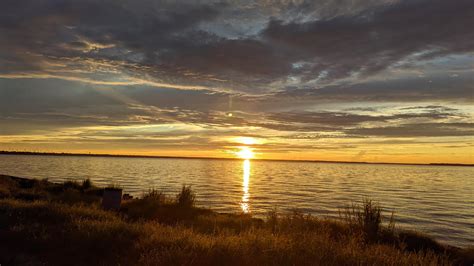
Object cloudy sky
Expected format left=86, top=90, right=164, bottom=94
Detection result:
left=1, top=0, right=473, bottom=163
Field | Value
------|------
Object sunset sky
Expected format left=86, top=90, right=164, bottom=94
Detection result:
left=0, top=0, right=473, bottom=164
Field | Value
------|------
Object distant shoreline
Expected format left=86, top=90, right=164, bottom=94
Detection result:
left=1, top=150, right=472, bottom=167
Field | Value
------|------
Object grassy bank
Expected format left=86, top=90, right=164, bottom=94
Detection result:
left=0, top=175, right=472, bottom=265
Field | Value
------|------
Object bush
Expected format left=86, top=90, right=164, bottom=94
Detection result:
left=81, top=178, right=92, bottom=190
left=343, top=199, right=385, bottom=242
left=122, top=189, right=166, bottom=220
left=176, top=185, right=195, bottom=208
left=62, top=180, right=82, bottom=190
left=143, top=189, right=165, bottom=202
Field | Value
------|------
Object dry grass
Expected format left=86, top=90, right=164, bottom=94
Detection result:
left=176, top=185, right=195, bottom=208
left=0, top=175, right=472, bottom=265
left=0, top=199, right=457, bottom=266
left=342, top=198, right=396, bottom=243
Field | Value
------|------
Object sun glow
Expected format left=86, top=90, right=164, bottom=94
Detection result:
left=236, top=146, right=254, bottom=159
left=233, top=137, right=258, bottom=145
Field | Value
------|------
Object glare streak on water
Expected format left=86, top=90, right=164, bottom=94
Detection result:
left=0, top=155, right=473, bottom=247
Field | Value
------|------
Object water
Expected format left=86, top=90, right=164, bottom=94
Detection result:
left=0, top=154, right=472, bottom=247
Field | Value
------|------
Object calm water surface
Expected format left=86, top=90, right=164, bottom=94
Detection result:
left=0, top=155, right=472, bottom=247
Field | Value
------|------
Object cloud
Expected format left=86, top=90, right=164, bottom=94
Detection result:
left=0, top=0, right=473, bottom=161
left=245, top=106, right=470, bottom=135
left=1, top=77, right=471, bottom=140
left=347, top=123, right=474, bottom=137
left=262, top=0, right=474, bottom=81
left=272, top=72, right=474, bottom=104
left=0, top=0, right=228, bottom=90
left=1, top=0, right=473, bottom=93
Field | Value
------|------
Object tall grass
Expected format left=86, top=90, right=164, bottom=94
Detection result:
left=123, top=189, right=166, bottom=220
left=1, top=199, right=461, bottom=266
left=342, top=198, right=395, bottom=243
left=81, top=178, right=92, bottom=190
left=176, top=185, right=195, bottom=208
left=1, top=175, right=472, bottom=265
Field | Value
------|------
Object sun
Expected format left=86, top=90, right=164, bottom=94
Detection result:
left=236, top=147, right=254, bottom=159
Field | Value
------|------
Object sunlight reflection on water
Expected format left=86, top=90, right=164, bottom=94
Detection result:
left=240, top=159, right=250, bottom=213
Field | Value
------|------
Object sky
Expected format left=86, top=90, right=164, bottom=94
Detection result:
left=0, top=0, right=473, bottom=164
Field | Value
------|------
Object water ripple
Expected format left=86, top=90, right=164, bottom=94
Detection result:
left=0, top=155, right=472, bottom=247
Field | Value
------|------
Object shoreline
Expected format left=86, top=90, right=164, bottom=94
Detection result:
left=1, top=151, right=473, bottom=167
left=1, top=174, right=473, bottom=265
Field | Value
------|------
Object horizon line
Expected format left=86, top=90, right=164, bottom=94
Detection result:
left=1, top=150, right=472, bottom=167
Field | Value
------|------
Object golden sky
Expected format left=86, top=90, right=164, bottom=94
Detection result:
left=1, top=0, right=473, bottom=164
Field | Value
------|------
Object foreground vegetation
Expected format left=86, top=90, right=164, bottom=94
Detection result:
left=0, top=175, right=472, bottom=265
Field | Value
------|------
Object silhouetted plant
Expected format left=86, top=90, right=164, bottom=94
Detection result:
left=266, top=207, right=279, bottom=233
left=123, top=189, right=166, bottom=220
left=343, top=198, right=383, bottom=242
left=387, top=210, right=396, bottom=233
left=81, top=178, right=92, bottom=190
left=143, top=189, right=166, bottom=203
left=62, top=180, right=81, bottom=190
left=176, top=185, right=195, bottom=208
